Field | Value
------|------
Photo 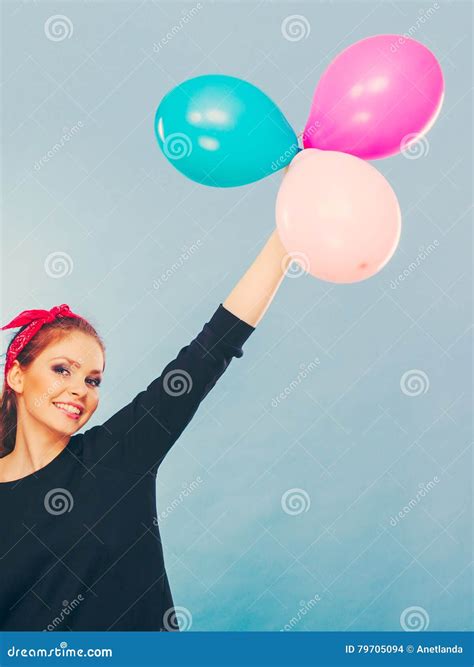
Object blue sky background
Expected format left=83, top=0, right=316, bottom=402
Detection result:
left=1, top=0, right=472, bottom=631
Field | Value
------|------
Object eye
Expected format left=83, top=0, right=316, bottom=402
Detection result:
left=53, top=365, right=70, bottom=376
left=53, top=366, right=101, bottom=388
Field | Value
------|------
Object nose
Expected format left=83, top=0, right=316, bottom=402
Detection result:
left=68, top=378, right=88, bottom=399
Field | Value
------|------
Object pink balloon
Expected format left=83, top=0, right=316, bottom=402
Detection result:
left=276, top=149, right=401, bottom=284
left=303, top=34, right=444, bottom=160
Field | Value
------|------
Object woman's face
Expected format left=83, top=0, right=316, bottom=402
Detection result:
left=13, top=332, right=105, bottom=436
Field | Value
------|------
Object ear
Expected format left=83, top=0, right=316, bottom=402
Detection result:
left=6, top=360, right=24, bottom=394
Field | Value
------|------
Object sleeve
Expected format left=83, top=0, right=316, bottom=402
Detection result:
left=79, top=303, right=255, bottom=477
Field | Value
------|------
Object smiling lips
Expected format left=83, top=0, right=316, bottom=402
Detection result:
left=52, top=402, right=84, bottom=420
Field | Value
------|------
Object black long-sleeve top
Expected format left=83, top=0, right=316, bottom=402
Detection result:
left=0, top=303, right=255, bottom=630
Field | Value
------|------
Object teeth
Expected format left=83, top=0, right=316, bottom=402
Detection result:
left=54, top=402, right=81, bottom=415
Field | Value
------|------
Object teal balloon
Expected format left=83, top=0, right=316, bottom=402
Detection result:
left=154, top=74, right=300, bottom=187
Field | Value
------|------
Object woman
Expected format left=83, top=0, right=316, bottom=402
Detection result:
left=0, top=229, right=291, bottom=631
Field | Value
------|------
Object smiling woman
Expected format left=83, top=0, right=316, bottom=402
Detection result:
left=0, top=229, right=291, bottom=631
left=0, top=306, right=105, bottom=463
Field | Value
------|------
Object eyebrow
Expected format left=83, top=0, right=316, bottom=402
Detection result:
left=50, top=356, right=104, bottom=375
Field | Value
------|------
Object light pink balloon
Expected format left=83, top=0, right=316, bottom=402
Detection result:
left=303, top=34, right=444, bottom=159
left=276, top=149, right=401, bottom=284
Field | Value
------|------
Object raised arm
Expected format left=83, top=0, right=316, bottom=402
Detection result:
left=224, top=228, right=292, bottom=327
left=80, top=225, right=292, bottom=477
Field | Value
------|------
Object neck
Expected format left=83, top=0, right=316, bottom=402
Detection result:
left=0, top=410, right=69, bottom=482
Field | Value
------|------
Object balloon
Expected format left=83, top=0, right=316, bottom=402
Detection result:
left=276, top=149, right=401, bottom=284
left=154, top=74, right=300, bottom=187
left=303, top=35, right=444, bottom=160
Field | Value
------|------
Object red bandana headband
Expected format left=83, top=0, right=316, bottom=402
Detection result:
left=1, top=304, right=85, bottom=382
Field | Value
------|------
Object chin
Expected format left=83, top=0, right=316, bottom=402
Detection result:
left=49, top=418, right=83, bottom=435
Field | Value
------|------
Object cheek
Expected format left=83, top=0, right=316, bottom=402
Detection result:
left=88, top=393, right=100, bottom=413
left=27, top=374, right=59, bottom=412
